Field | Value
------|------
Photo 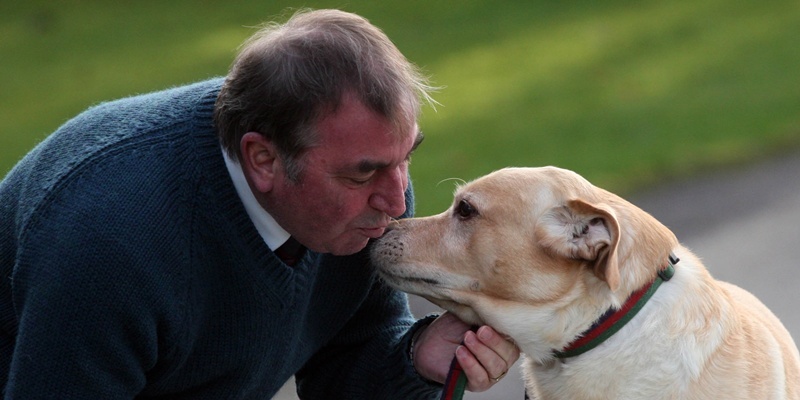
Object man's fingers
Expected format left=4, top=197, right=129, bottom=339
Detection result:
left=458, top=328, right=520, bottom=392
left=456, top=326, right=519, bottom=392
left=476, top=325, right=519, bottom=367
left=454, top=344, right=492, bottom=392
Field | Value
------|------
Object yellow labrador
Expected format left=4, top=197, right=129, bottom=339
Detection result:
left=371, top=166, right=800, bottom=399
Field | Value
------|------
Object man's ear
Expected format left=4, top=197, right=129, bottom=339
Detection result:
left=536, top=199, right=622, bottom=291
left=240, top=131, right=279, bottom=193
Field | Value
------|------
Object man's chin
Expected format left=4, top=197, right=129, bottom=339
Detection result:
left=326, top=237, right=371, bottom=256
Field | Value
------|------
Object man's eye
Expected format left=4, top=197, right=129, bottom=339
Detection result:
left=349, top=177, right=370, bottom=185
left=455, top=199, right=478, bottom=220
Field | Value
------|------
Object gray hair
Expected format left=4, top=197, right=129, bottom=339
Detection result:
left=214, top=9, right=436, bottom=182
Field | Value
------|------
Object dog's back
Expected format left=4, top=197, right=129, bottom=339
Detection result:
left=711, top=280, right=800, bottom=398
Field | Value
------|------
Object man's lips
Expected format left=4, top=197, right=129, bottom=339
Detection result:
left=361, top=226, right=387, bottom=238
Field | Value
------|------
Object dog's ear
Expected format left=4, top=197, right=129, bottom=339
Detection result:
left=537, top=199, right=621, bottom=291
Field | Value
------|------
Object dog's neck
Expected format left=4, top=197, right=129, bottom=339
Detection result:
left=552, top=253, right=679, bottom=359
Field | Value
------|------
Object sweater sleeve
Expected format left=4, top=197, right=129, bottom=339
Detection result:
left=8, top=223, right=158, bottom=398
left=4, top=166, right=187, bottom=399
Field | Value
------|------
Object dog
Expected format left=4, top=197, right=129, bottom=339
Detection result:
left=371, top=166, right=800, bottom=399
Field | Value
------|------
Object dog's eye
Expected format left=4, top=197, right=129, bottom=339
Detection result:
left=455, top=199, right=478, bottom=220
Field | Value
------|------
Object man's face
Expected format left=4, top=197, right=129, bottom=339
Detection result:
left=264, top=93, right=422, bottom=256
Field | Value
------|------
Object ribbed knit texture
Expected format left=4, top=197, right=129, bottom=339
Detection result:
left=0, top=79, right=441, bottom=399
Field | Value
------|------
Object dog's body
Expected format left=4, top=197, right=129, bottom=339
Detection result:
left=371, top=166, right=800, bottom=399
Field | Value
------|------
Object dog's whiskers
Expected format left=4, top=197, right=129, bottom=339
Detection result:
left=436, top=177, right=467, bottom=189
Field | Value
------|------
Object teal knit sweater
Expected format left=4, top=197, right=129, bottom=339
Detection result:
left=0, top=79, right=441, bottom=399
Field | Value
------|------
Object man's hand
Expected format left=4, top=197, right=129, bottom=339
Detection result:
left=412, top=312, right=520, bottom=392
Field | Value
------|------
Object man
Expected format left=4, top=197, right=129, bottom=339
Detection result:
left=0, top=8, right=518, bottom=399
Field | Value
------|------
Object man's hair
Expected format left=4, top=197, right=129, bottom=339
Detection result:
left=214, top=9, right=436, bottom=182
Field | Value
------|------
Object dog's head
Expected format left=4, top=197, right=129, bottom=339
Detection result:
left=371, top=167, right=677, bottom=338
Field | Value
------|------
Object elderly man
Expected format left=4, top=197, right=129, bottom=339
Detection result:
left=0, top=8, right=518, bottom=399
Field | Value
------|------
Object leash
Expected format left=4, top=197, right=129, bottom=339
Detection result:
left=440, top=353, right=468, bottom=400
left=440, top=326, right=478, bottom=400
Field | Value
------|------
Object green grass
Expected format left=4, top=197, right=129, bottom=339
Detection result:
left=2, top=0, right=799, bottom=216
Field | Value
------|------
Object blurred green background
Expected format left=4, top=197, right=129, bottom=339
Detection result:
left=2, top=0, right=799, bottom=216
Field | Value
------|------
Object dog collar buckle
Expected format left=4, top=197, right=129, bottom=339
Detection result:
left=659, top=253, right=679, bottom=282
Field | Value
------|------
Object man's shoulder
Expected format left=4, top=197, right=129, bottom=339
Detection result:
left=1, top=78, right=226, bottom=223
left=66, top=77, right=224, bottom=140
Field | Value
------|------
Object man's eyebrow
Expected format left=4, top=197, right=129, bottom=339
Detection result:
left=355, top=131, right=425, bottom=173
left=356, top=159, right=390, bottom=173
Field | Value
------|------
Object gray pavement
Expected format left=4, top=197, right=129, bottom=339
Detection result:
left=274, top=151, right=800, bottom=399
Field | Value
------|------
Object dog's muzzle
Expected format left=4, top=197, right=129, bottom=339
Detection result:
left=370, top=228, right=405, bottom=264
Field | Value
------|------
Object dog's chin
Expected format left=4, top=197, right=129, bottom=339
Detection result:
left=377, top=270, right=440, bottom=298
left=427, top=298, right=485, bottom=326
left=378, top=271, right=485, bottom=325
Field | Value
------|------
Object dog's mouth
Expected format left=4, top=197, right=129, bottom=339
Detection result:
left=378, top=269, right=486, bottom=326
left=378, top=270, right=441, bottom=288
left=404, top=276, right=441, bottom=286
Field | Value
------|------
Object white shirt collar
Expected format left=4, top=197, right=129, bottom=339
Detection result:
left=222, top=149, right=291, bottom=251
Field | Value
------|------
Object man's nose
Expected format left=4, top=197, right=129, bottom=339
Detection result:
left=369, top=167, right=407, bottom=217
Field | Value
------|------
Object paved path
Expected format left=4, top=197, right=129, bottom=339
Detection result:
left=275, top=151, right=800, bottom=399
